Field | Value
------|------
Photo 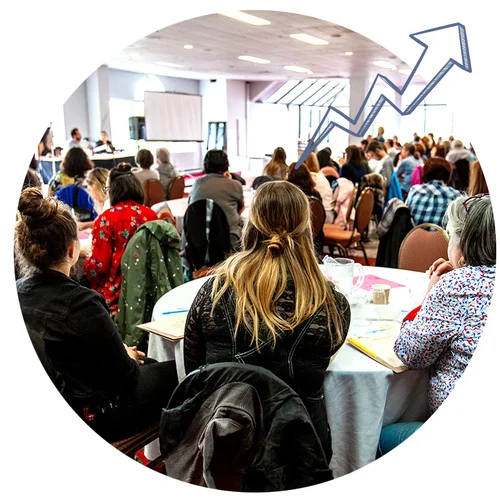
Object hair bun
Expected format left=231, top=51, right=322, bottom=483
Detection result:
left=267, top=234, right=286, bottom=254
left=18, top=187, right=58, bottom=228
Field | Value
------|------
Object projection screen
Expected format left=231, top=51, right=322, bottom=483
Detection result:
left=143, top=91, right=203, bottom=141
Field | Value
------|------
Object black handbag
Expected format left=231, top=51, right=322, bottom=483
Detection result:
left=72, top=184, right=94, bottom=222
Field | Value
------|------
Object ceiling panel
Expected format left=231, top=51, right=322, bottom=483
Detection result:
left=106, top=11, right=421, bottom=85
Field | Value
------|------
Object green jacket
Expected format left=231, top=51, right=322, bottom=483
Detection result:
left=116, top=220, right=184, bottom=346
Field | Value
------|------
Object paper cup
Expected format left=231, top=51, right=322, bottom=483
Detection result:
left=371, top=284, right=391, bottom=304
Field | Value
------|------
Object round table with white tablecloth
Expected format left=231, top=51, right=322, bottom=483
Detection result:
left=147, top=266, right=431, bottom=477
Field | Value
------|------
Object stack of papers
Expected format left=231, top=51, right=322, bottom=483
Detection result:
left=347, top=327, right=408, bottom=373
left=138, top=312, right=188, bottom=342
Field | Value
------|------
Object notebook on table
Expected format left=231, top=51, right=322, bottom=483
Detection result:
left=138, top=312, right=188, bottom=342
left=347, top=327, right=408, bottom=373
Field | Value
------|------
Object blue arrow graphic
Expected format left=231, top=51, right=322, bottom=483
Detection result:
left=295, top=23, right=472, bottom=168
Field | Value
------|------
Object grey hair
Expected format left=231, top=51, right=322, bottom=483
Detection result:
left=444, top=195, right=496, bottom=266
left=156, top=147, right=170, bottom=164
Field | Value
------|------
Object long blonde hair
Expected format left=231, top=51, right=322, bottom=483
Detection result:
left=211, top=181, right=343, bottom=348
left=263, top=147, right=288, bottom=180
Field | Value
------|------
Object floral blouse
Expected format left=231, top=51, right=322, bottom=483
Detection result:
left=84, top=201, right=158, bottom=315
left=394, top=265, right=495, bottom=413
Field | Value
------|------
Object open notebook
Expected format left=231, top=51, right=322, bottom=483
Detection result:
left=347, top=327, right=408, bottom=373
left=138, top=312, right=188, bottom=342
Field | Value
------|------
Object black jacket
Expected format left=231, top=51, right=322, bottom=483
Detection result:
left=184, top=277, right=350, bottom=403
left=17, top=270, right=139, bottom=407
left=376, top=204, right=414, bottom=268
left=160, top=362, right=333, bottom=491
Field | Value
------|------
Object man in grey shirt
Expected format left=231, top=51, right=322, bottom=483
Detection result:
left=366, top=140, right=395, bottom=190
left=66, top=127, right=83, bottom=150
left=188, top=149, right=244, bottom=251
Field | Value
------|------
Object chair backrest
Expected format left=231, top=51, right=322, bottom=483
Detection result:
left=398, top=223, right=450, bottom=272
left=345, top=186, right=358, bottom=225
left=158, top=207, right=177, bottom=228
left=354, top=188, right=375, bottom=233
left=309, top=196, right=326, bottom=237
left=167, top=176, right=185, bottom=200
left=184, top=199, right=231, bottom=271
left=251, top=176, right=273, bottom=190
left=143, top=179, right=165, bottom=207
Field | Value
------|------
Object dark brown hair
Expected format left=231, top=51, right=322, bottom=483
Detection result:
left=135, top=149, right=154, bottom=170
left=345, top=145, right=366, bottom=169
left=434, top=145, right=447, bottom=158
left=288, top=163, right=316, bottom=196
left=61, top=147, right=94, bottom=179
left=403, top=143, right=416, bottom=157
left=15, top=188, right=78, bottom=275
left=109, top=163, right=144, bottom=206
left=422, top=157, right=452, bottom=183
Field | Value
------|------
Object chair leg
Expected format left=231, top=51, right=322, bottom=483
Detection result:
left=359, top=241, right=369, bottom=265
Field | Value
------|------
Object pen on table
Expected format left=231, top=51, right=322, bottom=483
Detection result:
left=161, top=309, right=189, bottom=315
left=364, top=327, right=394, bottom=334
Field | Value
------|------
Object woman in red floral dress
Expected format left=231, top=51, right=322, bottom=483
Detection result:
left=84, top=163, right=158, bottom=314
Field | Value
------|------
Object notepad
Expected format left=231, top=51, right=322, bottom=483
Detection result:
left=138, top=312, right=188, bottom=341
left=347, top=328, right=408, bottom=373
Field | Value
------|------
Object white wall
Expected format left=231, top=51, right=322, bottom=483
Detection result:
left=248, top=102, right=299, bottom=165
left=226, top=80, right=247, bottom=171
left=63, top=81, right=89, bottom=140
left=108, top=68, right=200, bottom=100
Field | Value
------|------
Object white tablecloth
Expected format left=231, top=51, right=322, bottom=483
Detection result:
left=147, top=266, right=431, bottom=476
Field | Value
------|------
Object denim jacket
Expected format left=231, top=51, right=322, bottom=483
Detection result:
left=17, top=270, right=139, bottom=407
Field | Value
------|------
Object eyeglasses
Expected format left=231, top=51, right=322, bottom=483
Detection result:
left=462, top=193, right=489, bottom=215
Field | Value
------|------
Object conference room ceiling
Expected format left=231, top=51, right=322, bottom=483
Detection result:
left=106, top=11, right=425, bottom=86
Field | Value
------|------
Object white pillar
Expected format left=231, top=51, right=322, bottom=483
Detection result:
left=348, top=76, right=369, bottom=145
left=394, top=91, right=402, bottom=138
left=86, top=65, right=111, bottom=143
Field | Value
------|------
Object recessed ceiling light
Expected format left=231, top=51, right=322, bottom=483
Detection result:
left=290, top=33, right=329, bottom=46
left=238, top=55, right=270, bottom=64
left=218, top=11, right=271, bottom=25
left=344, top=51, right=354, bottom=56
left=184, top=44, right=193, bottom=50
left=372, top=60, right=397, bottom=70
left=284, top=65, right=313, bottom=75
left=398, top=68, right=412, bottom=75
left=156, top=62, right=185, bottom=68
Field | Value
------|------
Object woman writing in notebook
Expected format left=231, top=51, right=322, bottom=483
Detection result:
left=183, top=181, right=351, bottom=462
left=16, top=188, right=177, bottom=442
left=379, top=194, right=495, bottom=453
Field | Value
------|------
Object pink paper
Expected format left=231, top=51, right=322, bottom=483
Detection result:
left=78, top=231, right=91, bottom=240
left=358, top=274, right=405, bottom=292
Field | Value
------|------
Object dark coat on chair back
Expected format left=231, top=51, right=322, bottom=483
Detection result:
left=160, top=362, right=333, bottom=492
left=376, top=199, right=414, bottom=268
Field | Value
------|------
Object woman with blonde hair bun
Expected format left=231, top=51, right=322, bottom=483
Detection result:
left=184, top=181, right=351, bottom=461
left=86, top=167, right=110, bottom=215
